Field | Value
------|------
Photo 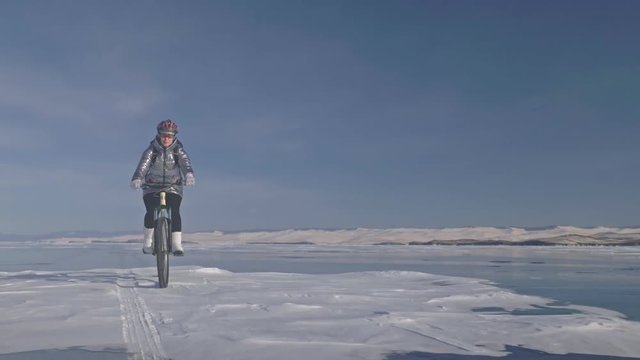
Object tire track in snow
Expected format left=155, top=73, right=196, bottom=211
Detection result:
left=117, top=277, right=170, bottom=360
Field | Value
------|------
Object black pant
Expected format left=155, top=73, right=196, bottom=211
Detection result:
left=143, top=192, right=182, bottom=232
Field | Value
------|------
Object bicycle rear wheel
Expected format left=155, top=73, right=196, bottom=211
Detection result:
left=155, top=217, right=170, bottom=288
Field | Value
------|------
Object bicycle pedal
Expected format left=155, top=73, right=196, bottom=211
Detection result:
left=173, top=250, right=184, bottom=256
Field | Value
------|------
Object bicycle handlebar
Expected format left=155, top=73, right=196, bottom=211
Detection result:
left=142, top=183, right=176, bottom=192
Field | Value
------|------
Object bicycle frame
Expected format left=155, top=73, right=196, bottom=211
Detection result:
left=153, top=192, right=172, bottom=253
left=153, top=191, right=172, bottom=288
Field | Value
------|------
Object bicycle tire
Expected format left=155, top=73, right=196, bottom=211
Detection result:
left=155, top=216, right=170, bottom=288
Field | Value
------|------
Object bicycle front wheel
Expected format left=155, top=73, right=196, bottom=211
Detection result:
left=155, top=217, right=170, bottom=288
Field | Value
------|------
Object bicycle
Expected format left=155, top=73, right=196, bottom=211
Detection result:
left=152, top=191, right=172, bottom=288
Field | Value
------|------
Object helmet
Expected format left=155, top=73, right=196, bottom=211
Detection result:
left=157, top=119, right=178, bottom=136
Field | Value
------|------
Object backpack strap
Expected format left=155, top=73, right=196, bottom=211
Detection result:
left=149, top=146, right=181, bottom=167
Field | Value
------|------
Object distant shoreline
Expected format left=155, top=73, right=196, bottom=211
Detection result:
left=3, top=226, right=640, bottom=246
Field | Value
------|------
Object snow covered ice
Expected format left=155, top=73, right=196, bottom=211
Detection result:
left=3, top=265, right=640, bottom=359
left=1, top=227, right=640, bottom=359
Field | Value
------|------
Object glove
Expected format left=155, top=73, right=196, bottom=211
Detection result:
left=130, top=179, right=142, bottom=190
left=185, top=173, right=195, bottom=186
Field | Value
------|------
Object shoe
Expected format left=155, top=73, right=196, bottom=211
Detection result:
left=172, top=231, right=184, bottom=256
left=142, top=228, right=154, bottom=254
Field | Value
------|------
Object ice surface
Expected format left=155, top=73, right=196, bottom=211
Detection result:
left=1, top=258, right=640, bottom=359
left=1, top=238, right=639, bottom=359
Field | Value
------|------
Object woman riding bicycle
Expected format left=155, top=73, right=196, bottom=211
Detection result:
left=130, top=119, right=195, bottom=255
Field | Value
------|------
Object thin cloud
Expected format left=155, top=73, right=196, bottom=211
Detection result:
left=0, top=61, right=165, bottom=127
left=0, top=163, right=104, bottom=188
left=209, top=116, right=306, bottom=155
left=0, top=126, right=52, bottom=151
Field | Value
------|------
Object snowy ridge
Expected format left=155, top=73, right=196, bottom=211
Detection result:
left=25, top=226, right=640, bottom=246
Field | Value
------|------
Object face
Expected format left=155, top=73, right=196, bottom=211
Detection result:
left=159, top=133, right=175, bottom=147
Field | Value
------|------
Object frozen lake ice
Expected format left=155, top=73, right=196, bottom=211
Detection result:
left=0, top=241, right=639, bottom=359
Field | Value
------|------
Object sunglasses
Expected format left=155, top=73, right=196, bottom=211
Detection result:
left=159, top=133, right=175, bottom=139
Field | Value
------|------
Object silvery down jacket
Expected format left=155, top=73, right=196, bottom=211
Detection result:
left=131, top=137, right=194, bottom=196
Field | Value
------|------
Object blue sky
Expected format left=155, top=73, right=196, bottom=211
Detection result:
left=2, top=0, right=640, bottom=234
